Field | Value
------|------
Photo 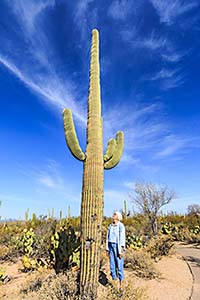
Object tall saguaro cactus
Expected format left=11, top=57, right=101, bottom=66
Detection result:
left=63, top=29, right=124, bottom=299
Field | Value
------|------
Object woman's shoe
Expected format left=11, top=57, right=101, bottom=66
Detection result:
left=112, top=279, right=119, bottom=290
left=119, top=280, right=124, bottom=292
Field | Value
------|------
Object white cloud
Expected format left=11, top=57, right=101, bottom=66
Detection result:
left=0, top=1, right=87, bottom=124
left=156, top=134, right=200, bottom=158
left=120, top=153, right=140, bottom=165
left=123, top=181, right=135, bottom=189
left=150, top=68, right=179, bottom=80
left=0, top=55, right=86, bottom=124
left=161, top=52, right=184, bottom=62
left=161, top=74, right=185, bottom=90
left=19, top=159, right=65, bottom=190
left=103, top=101, right=168, bottom=170
left=139, top=33, right=168, bottom=51
left=108, top=0, right=133, bottom=20
left=103, top=102, right=166, bottom=153
left=73, top=0, right=97, bottom=42
left=149, top=68, right=185, bottom=90
left=150, top=0, right=199, bottom=25
left=35, top=161, right=64, bottom=189
left=9, top=0, right=55, bottom=33
left=120, top=29, right=169, bottom=52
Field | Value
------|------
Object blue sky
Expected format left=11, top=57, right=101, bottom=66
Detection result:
left=0, top=0, right=200, bottom=219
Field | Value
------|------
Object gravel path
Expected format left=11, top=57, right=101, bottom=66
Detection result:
left=176, top=242, right=200, bottom=300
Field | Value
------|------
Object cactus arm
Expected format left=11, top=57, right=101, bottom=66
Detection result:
left=104, top=131, right=124, bottom=169
left=104, top=138, right=116, bottom=162
left=63, top=108, right=85, bottom=161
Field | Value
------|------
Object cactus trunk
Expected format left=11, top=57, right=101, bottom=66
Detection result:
left=63, top=29, right=124, bottom=300
left=80, top=29, right=103, bottom=299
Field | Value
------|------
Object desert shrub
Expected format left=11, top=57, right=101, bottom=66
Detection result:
left=0, top=222, right=26, bottom=260
left=21, top=275, right=43, bottom=294
left=101, top=284, right=147, bottom=300
left=0, top=245, right=10, bottom=261
left=124, top=249, right=159, bottom=279
left=146, top=237, right=174, bottom=260
left=20, top=271, right=79, bottom=300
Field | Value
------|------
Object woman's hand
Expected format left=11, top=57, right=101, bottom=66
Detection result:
left=106, top=250, right=110, bottom=257
left=118, top=253, right=123, bottom=259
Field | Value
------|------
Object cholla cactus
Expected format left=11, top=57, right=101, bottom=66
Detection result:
left=63, top=29, right=124, bottom=299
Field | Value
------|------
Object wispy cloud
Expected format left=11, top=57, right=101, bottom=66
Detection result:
left=150, top=0, right=199, bottom=25
left=103, top=98, right=200, bottom=167
left=120, top=29, right=169, bottom=52
left=104, top=102, right=165, bottom=147
left=149, top=68, right=185, bottom=90
left=108, top=0, right=133, bottom=20
left=161, top=74, right=185, bottom=90
left=9, top=0, right=55, bottom=33
left=156, top=134, right=200, bottom=158
left=119, top=29, right=185, bottom=67
left=34, top=160, right=64, bottom=189
left=139, top=33, right=168, bottom=51
left=19, top=159, right=65, bottom=190
left=0, top=1, right=86, bottom=123
left=73, top=0, right=97, bottom=42
left=161, top=52, right=184, bottom=62
left=103, top=102, right=168, bottom=167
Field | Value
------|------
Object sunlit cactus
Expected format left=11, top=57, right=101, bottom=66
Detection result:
left=63, top=29, right=124, bottom=299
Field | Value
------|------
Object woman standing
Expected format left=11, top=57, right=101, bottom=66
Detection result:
left=106, top=211, right=125, bottom=291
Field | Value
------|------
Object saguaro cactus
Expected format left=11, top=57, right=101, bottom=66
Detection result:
left=63, top=29, right=124, bottom=299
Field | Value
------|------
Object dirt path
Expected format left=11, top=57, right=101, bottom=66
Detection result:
left=132, top=254, right=193, bottom=300
left=176, top=242, right=200, bottom=300
left=100, top=251, right=193, bottom=300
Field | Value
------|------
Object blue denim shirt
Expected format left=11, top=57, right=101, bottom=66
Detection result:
left=106, top=221, right=125, bottom=254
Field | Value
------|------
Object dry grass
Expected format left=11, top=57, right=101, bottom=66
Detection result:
left=100, top=283, right=148, bottom=300
left=20, top=271, right=78, bottom=300
left=124, top=249, right=159, bottom=279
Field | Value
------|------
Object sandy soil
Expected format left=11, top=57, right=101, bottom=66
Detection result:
left=132, top=253, right=193, bottom=300
left=0, top=253, right=193, bottom=300
left=99, top=252, right=193, bottom=300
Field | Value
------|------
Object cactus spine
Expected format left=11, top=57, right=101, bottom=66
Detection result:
left=63, top=29, right=124, bottom=299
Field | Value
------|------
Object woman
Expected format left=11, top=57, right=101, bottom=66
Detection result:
left=106, top=211, right=125, bottom=291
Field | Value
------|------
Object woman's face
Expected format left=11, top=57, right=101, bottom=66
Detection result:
left=112, top=212, right=118, bottom=222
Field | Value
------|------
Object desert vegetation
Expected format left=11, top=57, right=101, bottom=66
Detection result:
left=0, top=199, right=199, bottom=299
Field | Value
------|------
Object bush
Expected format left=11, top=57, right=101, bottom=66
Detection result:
left=100, top=284, right=147, bottom=300
left=124, top=249, right=159, bottom=279
left=20, top=271, right=79, bottom=300
left=146, top=237, right=174, bottom=260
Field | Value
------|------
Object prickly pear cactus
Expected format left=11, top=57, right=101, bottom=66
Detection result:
left=63, top=29, right=124, bottom=299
